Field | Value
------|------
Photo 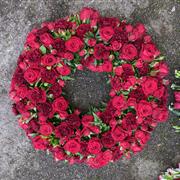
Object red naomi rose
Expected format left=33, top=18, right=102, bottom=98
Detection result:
left=24, top=67, right=40, bottom=84
left=56, top=65, right=71, bottom=76
left=142, top=77, right=158, bottom=96
left=79, top=7, right=100, bottom=23
left=87, top=138, right=102, bottom=154
left=41, top=54, right=57, bottom=66
left=152, top=108, right=168, bottom=122
left=52, top=96, right=68, bottom=112
left=65, top=36, right=84, bottom=52
left=32, top=136, right=48, bottom=150
left=41, top=68, right=57, bottom=84
left=39, top=124, right=53, bottom=136
left=82, top=114, right=94, bottom=127
left=120, top=44, right=137, bottom=60
left=111, top=126, right=127, bottom=142
left=39, top=32, right=54, bottom=46
left=112, top=95, right=126, bottom=110
left=64, top=139, right=81, bottom=154
left=100, top=26, right=114, bottom=41
left=140, top=43, right=160, bottom=61
left=137, top=100, right=152, bottom=117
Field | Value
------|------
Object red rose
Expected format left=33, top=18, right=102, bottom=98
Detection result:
left=102, top=61, right=112, bottom=72
left=154, top=62, right=169, bottom=78
left=152, top=107, right=168, bottom=122
left=65, top=36, right=84, bottom=52
left=80, top=7, right=99, bottom=22
left=135, top=130, right=150, bottom=144
left=174, top=103, right=180, bottom=109
left=120, top=44, right=137, bottom=60
left=94, top=43, right=110, bottom=60
left=142, top=77, right=158, bottom=96
left=112, top=95, right=126, bottom=110
left=32, top=136, right=48, bottom=150
left=41, top=54, right=57, bottom=66
left=111, top=40, right=122, bottom=51
left=39, top=124, right=53, bottom=136
left=24, top=67, right=40, bottom=84
left=52, top=147, right=65, bottom=160
left=64, top=139, right=81, bottom=154
left=28, top=88, right=46, bottom=104
left=137, top=100, right=152, bottom=117
left=55, top=122, right=73, bottom=138
left=52, top=96, right=68, bottom=112
left=87, top=138, right=102, bottom=154
left=140, top=43, right=160, bottom=61
left=100, top=26, right=114, bottom=41
left=153, top=86, right=165, bottom=99
left=41, top=68, right=57, bottom=84
left=56, top=65, right=71, bottom=76
left=111, top=126, right=127, bottom=142
left=39, top=32, right=54, bottom=46
left=82, top=115, right=94, bottom=127
left=114, top=66, right=123, bottom=76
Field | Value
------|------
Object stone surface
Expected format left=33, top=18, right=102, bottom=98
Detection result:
left=0, top=0, right=180, bottom=180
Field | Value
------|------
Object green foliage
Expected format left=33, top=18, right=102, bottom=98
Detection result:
left=39, top=45, right=47, bottom=54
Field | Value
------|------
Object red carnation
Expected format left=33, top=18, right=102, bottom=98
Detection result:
left=100, top=26, right=114, bottom=41
left=39, top=32, right=54, bottom=46
left=39, top=124, right=53, bottom=136
left=82, top=115, right=94, bottom=127
left=41, top=68, right=57, bottom=84
left=137, top=100, right=152, bottom=117
left=52, top=96, right=68, bottom=112
left=87, top=138, right=102, bottom=154
left=24, top=67, right=40, bottom=84
left=140, top=43, right=160, bottom=61
left=101, top=132, right=115, bottom=148
left=28, top=88, right=46, bottom=104
left=65, top=36, right=84, bottom=52
left=142, top=77, right=158, bottom=96
left=152, top=107, right=169, bottom=122
left=64, top=139, right=81, bottom=154
left=55, top=122, right=73, bottom=138
left=94, top=43, right=110, bottom=60
left=41, top=54, right=57, bottom=66
left=120, top=44, right=137, bottom=60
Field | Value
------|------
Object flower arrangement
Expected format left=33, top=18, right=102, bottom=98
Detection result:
left=10, top=7, right=169, bottom=168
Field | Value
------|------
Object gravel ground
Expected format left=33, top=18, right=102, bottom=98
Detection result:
left=0, top=0, right=180, bottom=180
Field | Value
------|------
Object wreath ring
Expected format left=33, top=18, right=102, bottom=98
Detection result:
left=10, top=7, right=169, bottom=168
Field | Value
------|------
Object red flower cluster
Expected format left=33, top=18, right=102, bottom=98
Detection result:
left=10, top=7, right=169, bottom=168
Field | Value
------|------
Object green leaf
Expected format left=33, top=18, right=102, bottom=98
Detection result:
left=61, top=76, right=74, bottom=81
left=169, top=105, right=180, bottom=116
left=175, top=70, right=180, bottom=79
left=40, top=45, right=47, bottom=54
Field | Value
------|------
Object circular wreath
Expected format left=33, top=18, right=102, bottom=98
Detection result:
left=10, top=7, right=169, bottom=168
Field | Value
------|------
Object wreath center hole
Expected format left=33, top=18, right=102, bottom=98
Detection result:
left=64, top=69, right=111, bottom=112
